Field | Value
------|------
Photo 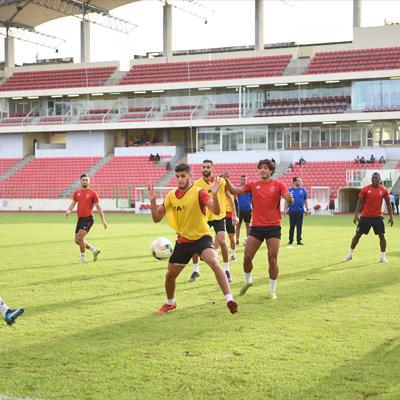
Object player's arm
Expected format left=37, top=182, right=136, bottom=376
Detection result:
left=207, top=178, right=221, bottom=215
left=304, top=199, right=311, bottom=215
left=353, top=197, right=364, bottom=224
left=225, top=188, right=238, bottom=224
left=384, top=195, right=394, bottom=226
left=283, top=199, right=289, bottom=216
left=224, top=173, right=245, bottom=195
left=147, top=184, right=165, bottom=223
left=94, top=202, right=108, bottom=229
left=65, top=200, right=76, bottom=218
left=283, top=191, right=294, bottom=205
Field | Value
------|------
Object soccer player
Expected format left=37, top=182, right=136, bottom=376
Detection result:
left=284, top=177, right=310, bottom=246
left=147, top=163, right=238, bottom=315
left=236, top=175, right=252, bottom=245
left=65, top=174, right=107, bottom=263
left=189, top=160, right=237, bottom=283
left=0, top=296, right=24, bottom=326
left=225, top=159, right=293, bottom=299
left=344, top=172, right=393, bottom=263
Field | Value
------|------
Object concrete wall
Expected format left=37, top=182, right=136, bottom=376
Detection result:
left=0, top=133, right=23, bottom=158
left=189, top=150, right=280, bottom=164
left=114, top=146, right=176, bottom=156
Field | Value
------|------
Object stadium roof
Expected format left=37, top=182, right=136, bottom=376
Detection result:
left=0, top=0, right=140, bottom=29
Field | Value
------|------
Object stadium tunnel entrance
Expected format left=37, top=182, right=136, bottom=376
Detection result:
left=338, top=187, right=360, bottom=213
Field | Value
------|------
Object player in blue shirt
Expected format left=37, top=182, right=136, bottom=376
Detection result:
left=236, top=175, right=252, bottom=245
left=285, top=177, right=310, bottom=246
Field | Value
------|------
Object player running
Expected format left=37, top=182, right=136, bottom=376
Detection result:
left=344, top=172, right=393, bottom=263
left=147, top=163, right=238, bottom=315
left=0, top=296, right=24, bottom=326
left=236, top=175, right=252, bottom=245
left=225, top=159, right=293, bottom=299
left=65, top=174, right=107, bottom=263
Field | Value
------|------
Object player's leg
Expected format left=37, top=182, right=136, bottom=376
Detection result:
left=226, top=218, right=236, bottom=261
left=236, top=220, right=241, bottom=245
left=296, top=212, right=304, bottom=245
left=215, top=229, right=231, bottom=282
left=345, top=231, right=362, bottom=261
left=200, top=247, right=238, bottom=314
left=188, top=253, right=200, bottom=282
left=158, top=263, right=185, bottom=314
left=288, top=211, right=295, bottom=245
left=266, top=238, right=280, bottom=299
left=239, top=232, right=263, bottom=295
left=375, top=217, right=387, bottom=262
left=0, top=296, right=24, bottom=326
left=75, top=229, right=88, bottom=262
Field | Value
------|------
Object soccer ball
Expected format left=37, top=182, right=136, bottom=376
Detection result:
left=151, top=237, right=173, bottom=260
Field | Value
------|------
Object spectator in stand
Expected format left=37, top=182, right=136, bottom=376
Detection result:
left=395, top=194, right=400, bottom=215
left=360, top=156, right=366, bottom=164
left=166, top=161, right=171, bottom=171
left=354, top=155, right=360, bottom=164
left=149, top=154, right=155, bottom=162
left=298, top=156, right=306, bottom=166
left=368, top=154, right=376, bottom=164
left=390, top=192, right=395, bottom=213
left=287, top=163, right=293, bottom=172
left=151, top=135, right=159, bottom=144
left=271, top=158, right=276, bottom=167
left=379, top=156, right=386, bottom=164
left=155, top=153, right=161, bottom=162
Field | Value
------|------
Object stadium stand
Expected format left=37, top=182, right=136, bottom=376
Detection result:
left=0, top=157, right=101, bottom=198
left=0, top=158, right=23, bottom=175
left=306, top=46, right=400, bottom=74
left=0, top=66, right=117, bottom=91
left=119, top=55, right=292, bottom=85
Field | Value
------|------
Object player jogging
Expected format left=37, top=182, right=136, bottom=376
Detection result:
left=236, top=175, right=252, bottom=245
left=0, top=296, right=24, bottom=326
left=65, top=174, right=107, bottom=263
left=344, top=172, right=393, bottom=263
left=189, top=160, right=237, bottom=283
left=147, top=163, right=238, bottom=315
left=225, top=159, right=293, bottom=299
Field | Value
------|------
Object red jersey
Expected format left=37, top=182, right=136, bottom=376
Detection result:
left=174, top=187, right=210, bottom=243
left=243, top=179, right=288, bottom=227
left=359, top=184, right=389, bottom=217
left=72, top=188, right=99, bottom=218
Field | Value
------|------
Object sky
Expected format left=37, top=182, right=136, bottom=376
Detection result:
left=1, top=0, right=400, bottom=71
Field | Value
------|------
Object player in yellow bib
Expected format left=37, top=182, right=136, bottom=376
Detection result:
left=147, top=163, right=238, bottom=315
left=189, top=160, right=238, bottom=284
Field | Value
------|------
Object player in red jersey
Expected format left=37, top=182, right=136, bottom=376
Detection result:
left=345, top=172, right=393, bottom=263
left=65, top=174, right=107, bottom=263
left=225, top=159, right=293, bottom=299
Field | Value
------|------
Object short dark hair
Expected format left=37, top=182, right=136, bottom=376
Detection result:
left=257, top=159, right=275, bottom=175
left=202, top=159, right=213, bottom=165
left=240, top=174, right=246, bottom=178
left=80, top=174, right=88, bottom=180
left=175, top=163, right=191, bottom=173
left=293, top=177, right=300, bottom=183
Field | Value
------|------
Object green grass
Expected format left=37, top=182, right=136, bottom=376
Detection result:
left=1, top=213, right=400, bottom=400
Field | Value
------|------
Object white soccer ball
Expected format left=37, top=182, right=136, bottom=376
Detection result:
left=151, top=237, right=173, bottom=260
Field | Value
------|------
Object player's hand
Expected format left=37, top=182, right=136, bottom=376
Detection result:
left=232, top=215, right=239, bottom=226
left=102, top=221, right=108, bottom=229
left=147, top=184, right=157, bottom=202
left=223, top=171, right=230, bottom=180
left=210, top=177, right=221, bottom=194
left=305, top=209, right=311, bottom=216
left=353, top=215, right=359, bottom=225
left=282, top=210, right=287, bottom=217
left=388, top=216, right=394, bottom=226
left=65, top=210, right=71, bottom=219
left=285, top=192, right=294, bottom=204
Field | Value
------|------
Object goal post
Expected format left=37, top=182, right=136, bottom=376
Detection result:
left=133, top=187, right=175, bottom=214
left=310, top=186, right=330, bottom=215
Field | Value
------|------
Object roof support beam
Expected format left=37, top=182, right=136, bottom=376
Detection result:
left=5, top=35, right=15, bottom=69
left=255, top=0, right=264, bottom=51
left=353, top=0, right=362, bottom=28
left=80, top=19, right=90, bottom=63
left=163, top=3, right=172, bottom=60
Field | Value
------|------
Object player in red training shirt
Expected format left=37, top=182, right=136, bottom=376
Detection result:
left=225, top=159, right=293, bottom=299
left=345, top=172, right=393, bottom=263
left=65, top=174, right=107, bottom=263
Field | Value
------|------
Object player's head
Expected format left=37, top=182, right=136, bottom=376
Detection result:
left=202, top=159, right=213, bottom=178
left=175, top=163, right=192, bottom=190
left=293, top=177, right=301, bottom=187
left=371, top=172, right=381, bottom=187
left=257, top=159, right=275, bottom=179
left=80, top=174, right=90, bottom=188
left=240, top=174, right=247, bottom=185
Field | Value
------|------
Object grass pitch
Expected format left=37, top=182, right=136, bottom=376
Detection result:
left=1, top=212, right=399, bottom=400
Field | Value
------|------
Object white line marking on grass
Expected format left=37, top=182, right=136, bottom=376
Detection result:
left=0, top=394, right=45, bottom=400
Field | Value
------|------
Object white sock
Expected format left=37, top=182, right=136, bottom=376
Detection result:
left=90, top=246, right=97, bottom=253
left=381, top=252, right=386, bottom=258
left=167, top=298, right=175, bottom=305
left=270, top=279, right=277, bottom=293
left=245, top=273, right=252, bottom=284
left=225, top=293, right=233, bottom=302
left=80, top=252, right=86, bottom=259
left=193, top=263, right=200, bottom=273
left=0, top=297, right=8, bottom=317
left=231, top=249, right=236, bottom=257
left=348, top=249, right=354, bottom=256
left=223, top=262, right=230, bottom=272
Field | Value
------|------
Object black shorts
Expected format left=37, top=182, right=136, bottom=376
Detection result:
left=225, top=218, right=235, bottom=234
left=208, top=218, right=226, bottom=233
left=249, top=226, right=281, bottom=241
left=75, top=216, right=94, bottom=234
left=169, top=236, right=215, bottom=265
left=239, top=209, right=252, bottom=224
left=356, top=216, right=385, bottom=235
